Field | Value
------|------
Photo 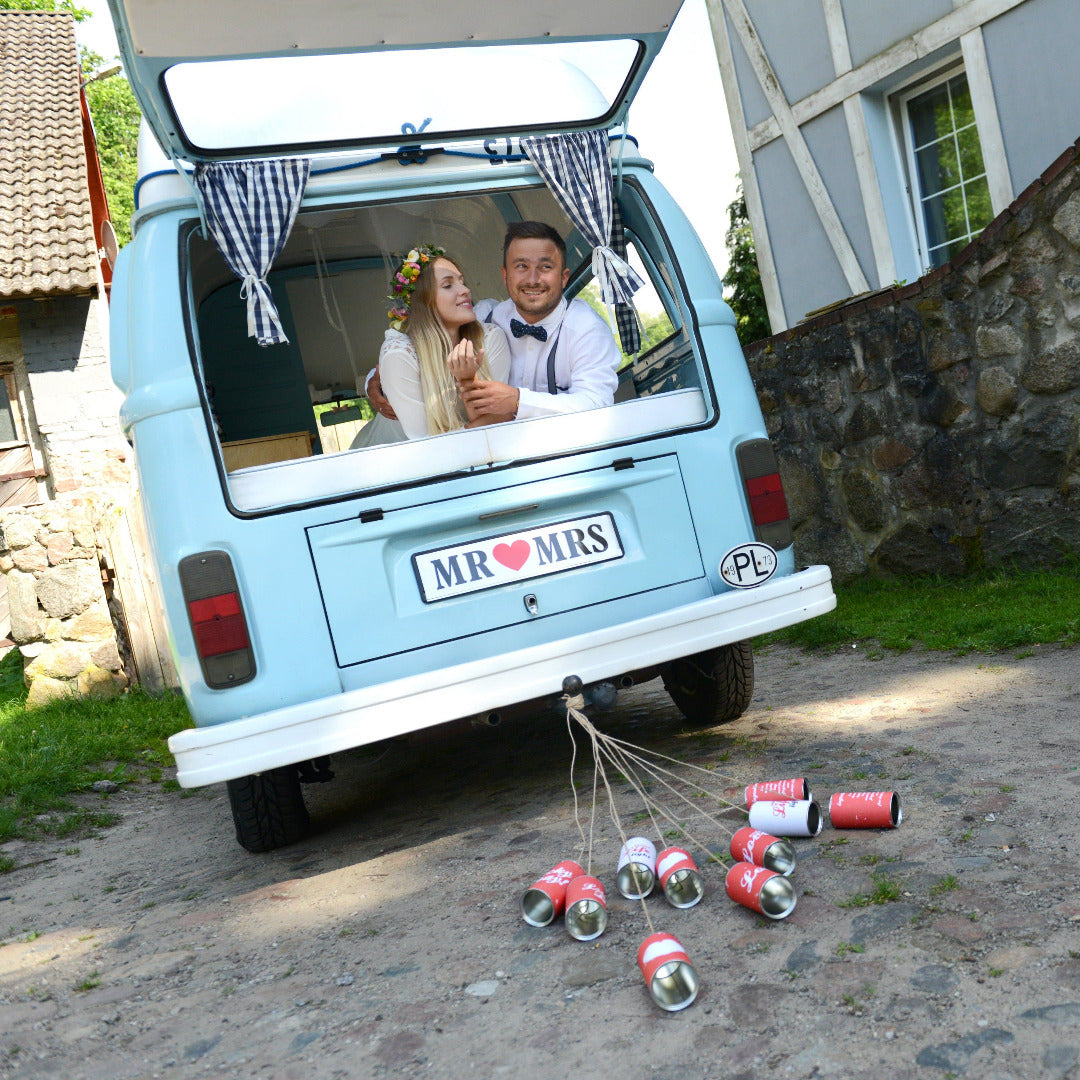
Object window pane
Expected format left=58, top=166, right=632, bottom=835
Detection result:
left=0, top=396, right=15, bottom=443
left=964, top=176, right=993, bottom=232
left=910, top=83, right=951, bottom=147
left=163, top=40, right=640, bottom=152
left=947, top=73, right=975, bottom=128
left=956, top=124, right=986, bottom=183
left=916, top=137, right=959, bottom=197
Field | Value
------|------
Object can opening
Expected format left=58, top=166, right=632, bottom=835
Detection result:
left=566, top=899, right=606, bottom=941
left=520, top=888, right=556, bottom=928
left=759, top=874, right=797, bottom=919
left=663, top=867, right=704, bottom=909
left=650, top=961, right=699, bottom=1011
left=764, top=839, right=797, bottom=877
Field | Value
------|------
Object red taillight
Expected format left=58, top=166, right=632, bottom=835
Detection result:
left=736, top=439, right=793, bottom=550
left=179, top=552, right=255, bottom=688
left=746, top=473, right=789, bottom=526
left=188, top=592, right=250, bottom=657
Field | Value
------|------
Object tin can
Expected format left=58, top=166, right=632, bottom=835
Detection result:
left=725, top=861, right=797, bottom=920
left=828, top=791, right=903, bottom=829
left=730, top=826, right=797, bottom=877
left=747, top=798, right=822, bottom=837
left=637, top=932, right=699, bottom=1011
left=657, top=846, right=704, bottom=909
left=616, top=836, right=657, bottom=899
left=564, top=875, right=608, bottom=941
left=745, top=777, right=810, bottom=805
left=520, top=859, right=585, bottom=927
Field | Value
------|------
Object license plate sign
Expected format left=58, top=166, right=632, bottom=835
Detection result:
left=413, top=512, right=624, bottom=602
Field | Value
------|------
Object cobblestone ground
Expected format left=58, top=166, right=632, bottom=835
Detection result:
left=1, top=643, right=1079, bottom=1080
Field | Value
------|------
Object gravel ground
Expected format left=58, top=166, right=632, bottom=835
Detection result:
left=2, top=642, right=1079, bottom=1080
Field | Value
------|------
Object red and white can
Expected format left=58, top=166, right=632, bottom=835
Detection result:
left=745, top=777, right=810, bottom=805
left=747, top=798, right=822, bottom=837
left=828, top=791, right=903, bottom=829
left=730, top=826, right=797, bottom=877
left=657, top=846, right=704, bottom=909
left=637, top=932, right=699, bottom=1011
left=520, top=859, right=585, bottom=927
left=725, top=861, right=797, bottom=920
left=564, top=875, right=608, bottom=941
left=616, top=836, right=657, bottom=899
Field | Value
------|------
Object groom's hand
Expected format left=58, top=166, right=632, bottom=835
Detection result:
left=460, top=379, right=519, bottom=421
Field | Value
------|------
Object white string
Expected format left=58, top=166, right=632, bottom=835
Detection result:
left=565, top=695, right=655, bottom=934
left=309, top=227, right=360, bottom=387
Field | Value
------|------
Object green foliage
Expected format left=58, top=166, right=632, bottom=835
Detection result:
left=579, top=282, right=675, bottom=368
left=723, top=184, right=771, bottom=346
left=0, top=649, right=190, bottom=841
left=0, top=0, right=90, bottom=18
left=761, top=559, right=1080, bottom=654
left=81, top=50, right=140, bottom=247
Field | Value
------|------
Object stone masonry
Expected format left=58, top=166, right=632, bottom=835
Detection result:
left=745, top=141, right=1080, bottom=580
left=1, top=501, right=128, bottom=707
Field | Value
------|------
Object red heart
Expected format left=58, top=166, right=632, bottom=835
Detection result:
left=492, top=540, right=530, bottom=571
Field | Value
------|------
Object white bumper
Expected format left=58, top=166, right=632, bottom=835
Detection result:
left=169, top=564, right=835, bottom=787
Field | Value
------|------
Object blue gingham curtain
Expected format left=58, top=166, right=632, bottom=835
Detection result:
left=609, top=199, right=641, bottom=356
left=521, top=131, right=643, bottom=354
left=193, top=159, right=310, bottom=346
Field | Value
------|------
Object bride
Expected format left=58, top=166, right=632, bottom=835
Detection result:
left=376, top=245, right=512, bottom=439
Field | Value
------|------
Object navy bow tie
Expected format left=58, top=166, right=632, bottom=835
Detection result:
left=510, top=318, right=548, bottom=342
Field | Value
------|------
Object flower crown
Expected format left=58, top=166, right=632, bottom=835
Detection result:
left=386, top=244, right=445, bottom=329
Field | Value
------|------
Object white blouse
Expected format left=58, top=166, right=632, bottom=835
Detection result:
left=379, top=323, right=512, bottom=440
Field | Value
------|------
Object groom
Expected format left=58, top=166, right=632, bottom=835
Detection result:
left=367, top=221, right=620, bottom=425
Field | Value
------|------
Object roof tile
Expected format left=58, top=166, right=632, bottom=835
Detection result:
left=0, top=12, right=97, bottom=299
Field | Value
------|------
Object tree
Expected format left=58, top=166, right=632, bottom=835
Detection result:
left=723, top=184, right=771, bottom=346
left=82, top=50, right=140, bottom=246
left=0, top=0, right=88, bottom=14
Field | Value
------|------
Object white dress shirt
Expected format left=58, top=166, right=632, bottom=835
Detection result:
left=473, top=296, right=620, bottom=420
left=379, top=323, right=511, bottom=439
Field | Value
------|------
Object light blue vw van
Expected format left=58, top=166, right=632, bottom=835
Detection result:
left=106, top=0, right=835, bottom=851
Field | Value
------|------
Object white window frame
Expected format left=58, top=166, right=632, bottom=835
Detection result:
left=895, top=61, right=991, bottom=273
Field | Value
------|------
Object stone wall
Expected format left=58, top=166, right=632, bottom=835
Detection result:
left=0, top=291, right=135, bottom=702
left=1, top=501, right=128, bottom=706
left=746, top=142, right=1080, bottom=580
left=12, top=294, right=131, bottom=496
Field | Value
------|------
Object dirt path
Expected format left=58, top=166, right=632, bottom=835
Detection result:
left=2, top=643, right=1079, bottom=1080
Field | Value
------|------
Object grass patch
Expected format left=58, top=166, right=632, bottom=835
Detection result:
left=0, top=650, right=190, bottom=842
left=759, top=560, right=1080, bottom=653
left=840, top=872, right=904, bottom=908
left=930, top=874, right=960, bottom=896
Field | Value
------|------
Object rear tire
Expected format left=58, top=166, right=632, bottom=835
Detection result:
left=226, top=766, right=310, bottom=853
left=662, top=640, right=754, bottom=726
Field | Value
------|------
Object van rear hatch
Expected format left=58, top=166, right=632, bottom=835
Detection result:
left=307, top=454, right=703, bottom=667
left=106, top=0, right=684, bottom=163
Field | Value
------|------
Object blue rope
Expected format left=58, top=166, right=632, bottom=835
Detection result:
left=134, top=132, right=641, bottom=209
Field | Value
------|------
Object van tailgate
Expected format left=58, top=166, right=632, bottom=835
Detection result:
left=307, top=454, right=705, bottom=667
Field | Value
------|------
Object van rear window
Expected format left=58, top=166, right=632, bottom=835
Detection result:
left=163, top=41, right=641, bottom=154
left=188, top=184, right=711, bottom=511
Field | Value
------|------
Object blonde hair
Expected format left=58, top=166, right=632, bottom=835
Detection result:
left=403, top=255, right=492, bottom=435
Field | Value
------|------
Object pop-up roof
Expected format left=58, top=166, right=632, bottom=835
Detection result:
left=106, top=0, right=683, bottom=162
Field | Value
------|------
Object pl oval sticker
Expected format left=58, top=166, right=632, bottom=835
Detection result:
left=720, top=543, right=777, bottom=589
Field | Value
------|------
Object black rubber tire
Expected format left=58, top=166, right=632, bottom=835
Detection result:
left=226, top=766, right=310, bottom=853
left=661, top=640, right=755, bottom=726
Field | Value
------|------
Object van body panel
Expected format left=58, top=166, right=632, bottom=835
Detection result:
left=308, top=454, right=705, bottom=665
left=169, top=565, right=835, bottom=787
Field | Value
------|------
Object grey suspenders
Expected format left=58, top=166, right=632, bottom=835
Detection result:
left=485, top=307, right=561, bottom=394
